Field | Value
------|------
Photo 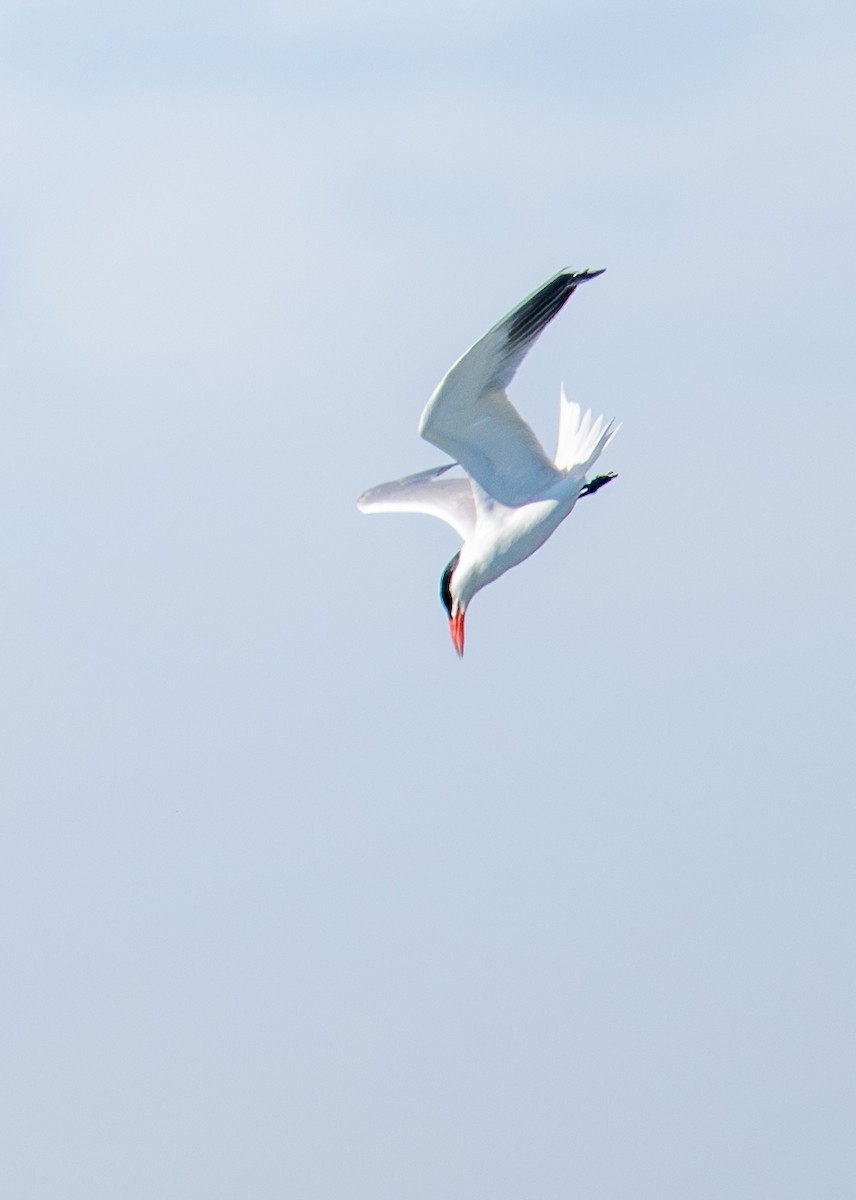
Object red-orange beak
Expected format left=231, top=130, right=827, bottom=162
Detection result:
left=449, top=610, right=465, bottom=657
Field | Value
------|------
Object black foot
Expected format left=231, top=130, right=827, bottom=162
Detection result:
left=579, top=471, right=617, bottom=498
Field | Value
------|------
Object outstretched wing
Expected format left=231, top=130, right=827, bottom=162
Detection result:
left=356, top=463, right=476, bottom=540
left=418, top=267, right=605, bottom=506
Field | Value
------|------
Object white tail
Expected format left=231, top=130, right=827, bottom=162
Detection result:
left=554, top=384, right=619, bottom=475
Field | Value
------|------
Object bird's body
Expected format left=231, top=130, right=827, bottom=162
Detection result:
left=357, top=266, right=617, bottom=655
left=454, top=481, right=578, bottom=600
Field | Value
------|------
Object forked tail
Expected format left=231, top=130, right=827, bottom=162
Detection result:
left=554, top=384, right=619, bottom=475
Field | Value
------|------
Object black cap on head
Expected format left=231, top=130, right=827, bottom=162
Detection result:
left=440, top=551, right=460, bottom=619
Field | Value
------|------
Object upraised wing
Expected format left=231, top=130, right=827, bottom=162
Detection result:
left=356, top=463, right=476, bottom=540
left=418, top=267, right=604, bottom=506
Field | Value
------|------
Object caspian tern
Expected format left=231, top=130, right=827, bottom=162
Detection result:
left=357, top=266, right=618, bottom=656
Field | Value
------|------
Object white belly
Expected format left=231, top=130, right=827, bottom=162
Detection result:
left=473, top=489, right=579, bottom=586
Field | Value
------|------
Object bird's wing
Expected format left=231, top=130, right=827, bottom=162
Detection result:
left=356, top=463, right=476, bottom=540
left=418, top=267, right=604, bottom=506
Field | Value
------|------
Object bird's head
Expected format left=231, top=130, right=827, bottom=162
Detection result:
left=440, top=551, right=468, bottom=657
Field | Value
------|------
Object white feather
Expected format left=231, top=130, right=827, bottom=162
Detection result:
left=555, top=384, right=619, bottom=474
left=357, top=464, right=476, bottom=539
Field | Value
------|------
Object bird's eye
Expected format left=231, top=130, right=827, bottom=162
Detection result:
left=440, top=551, right=460, bottom=618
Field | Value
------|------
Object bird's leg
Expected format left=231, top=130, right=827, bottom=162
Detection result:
left=579, top=471, right=617, bottom=497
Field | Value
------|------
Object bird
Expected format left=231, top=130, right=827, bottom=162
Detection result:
left=357, top=266, right=618, bottom=657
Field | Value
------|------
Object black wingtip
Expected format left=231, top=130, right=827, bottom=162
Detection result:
left=579, top=471, right=617, bottom=497
left=506, top=267, right=605, bottom=349
left=561, top=267, right=605, bottom=284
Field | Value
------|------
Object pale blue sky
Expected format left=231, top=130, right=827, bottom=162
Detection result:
left=1, top=2, right=854, bottom=1197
